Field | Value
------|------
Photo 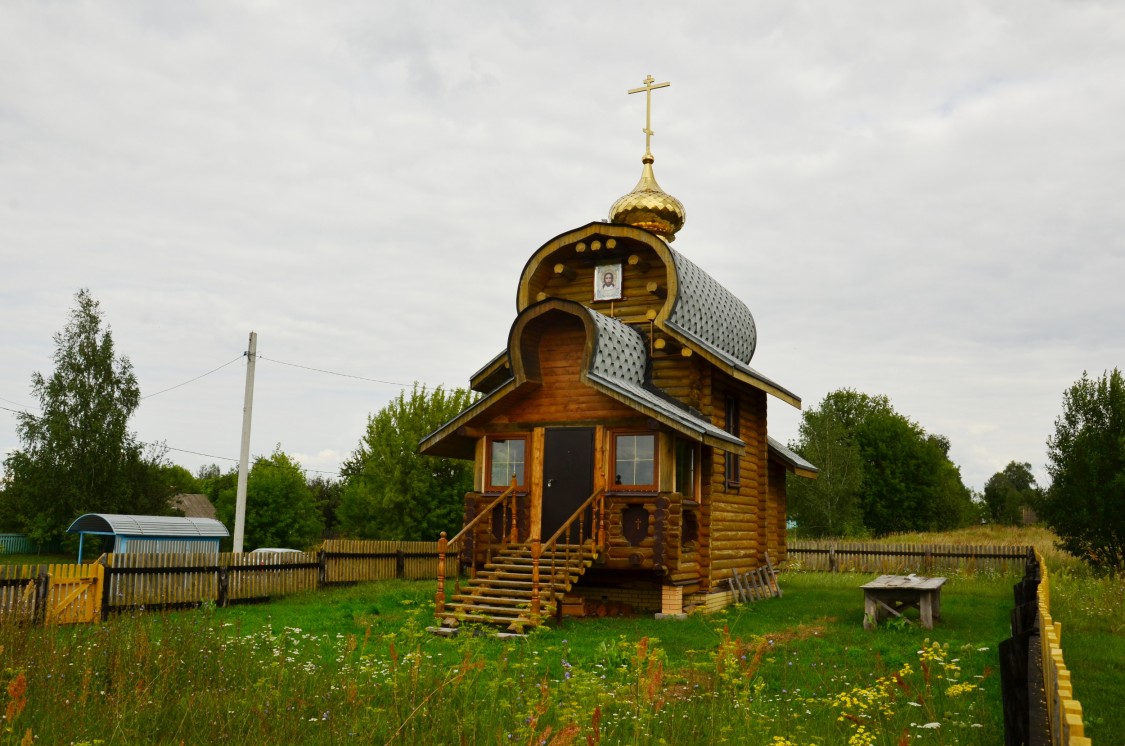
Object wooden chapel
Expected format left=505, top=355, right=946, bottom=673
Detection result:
left=422, top=77, right=817, bottom=630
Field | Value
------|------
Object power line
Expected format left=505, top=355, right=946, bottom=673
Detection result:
left=159, top=444, right=340, bottom=476
left=0, top=396, right=33, bottom=411
left=256, top=354, right=434, bottom=389
left=141, top=354, right=246, bottom=400
left=4, top=349, right=450, bottom=477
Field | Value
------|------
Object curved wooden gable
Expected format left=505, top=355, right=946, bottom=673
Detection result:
left=517, top=222, right=800, bottom=407
left=419, top=298, right=742, bottom=458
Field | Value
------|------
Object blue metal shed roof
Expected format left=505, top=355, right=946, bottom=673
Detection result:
left=67, top=514, right=230, bottom=538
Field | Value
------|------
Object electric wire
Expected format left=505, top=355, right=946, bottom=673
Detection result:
left=4, top=350, right=453, bottom=477
left=141, top=354, right=246, bottom=399
left=256, top=355, right=432, bottom=389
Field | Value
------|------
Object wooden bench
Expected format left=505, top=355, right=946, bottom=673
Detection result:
left=861, top=574, right=946, bottom=630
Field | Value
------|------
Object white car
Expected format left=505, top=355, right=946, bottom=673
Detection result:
left=249, top=547, right=303, bottom=564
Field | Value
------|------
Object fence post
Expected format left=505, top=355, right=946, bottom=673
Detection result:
left=396, top=549, right=405, bottom=579
left=828, top=545, right=837, bottom=573
left=34, top=567, right=49, bottom=626
left=99, top=555, right=112, bottom=621
left=318, top=550, right=327, bottom=588
left=217, top=567, right=229, bottom=608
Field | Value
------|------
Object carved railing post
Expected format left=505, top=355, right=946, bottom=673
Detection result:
left=530, top=538, right=542, bottom=620
left=509, top=475, right=519, bottom=544
left=597, top=493, right=607, bottom=550
left=436, top=531, right=447, bottom=615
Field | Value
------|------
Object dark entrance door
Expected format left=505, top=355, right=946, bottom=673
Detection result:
left=541, top=428, right=594, bottom=541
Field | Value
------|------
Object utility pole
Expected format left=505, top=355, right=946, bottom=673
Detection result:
left=233, top=331, right=257, bottom=553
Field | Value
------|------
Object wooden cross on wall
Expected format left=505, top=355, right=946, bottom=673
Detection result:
left=628, top=74, right=670, bottom=157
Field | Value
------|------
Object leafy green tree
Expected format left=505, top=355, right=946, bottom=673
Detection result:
left=160, top=464, right=202, bottom=496
left=786, top=390, right=887, bottom=536
left=214, top=447, right=324, bottom=550
left=982, top=461, right=1041, bottom=525
left=0, top=289, right=173, bottom=543
left=307, top=474, right=345, bottom=536
left=338, top=385, right=475, bottom=540
left=1043, top=369, right=1125, bottom=572
left=787, top=388, right=974, bottom=537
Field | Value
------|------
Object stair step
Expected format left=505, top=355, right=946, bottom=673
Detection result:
left=451, top=594, right=544, bottom=607
left=437, top=540, right=596, bottom=631
left=495, top=554, right=593, bottom=565
left=446, top=602, right=555, bottom=617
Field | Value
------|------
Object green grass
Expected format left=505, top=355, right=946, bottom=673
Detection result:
left=1042, top=569, right=1125, bottom=742
left=1, top=574, right=1015, bottom=745
left=0, top=552, right=75, bottom=566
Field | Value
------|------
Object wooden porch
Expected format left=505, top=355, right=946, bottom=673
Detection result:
left=434, top=479, right=606, bottom=632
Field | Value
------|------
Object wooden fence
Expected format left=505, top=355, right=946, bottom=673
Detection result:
left=786, top=541, right=1030, bottom=575
left=0, top=562, right=103, bottom=624
left=0, top=540, right=455, bottom=624
left=1036, top=549, right=1091, bottom=745
left=0, top=533, right=37, bottom=554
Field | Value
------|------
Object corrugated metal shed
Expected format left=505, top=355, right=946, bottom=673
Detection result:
left=67, top=514, right=230, bottom=561
left=68, top=514, right=229, bottom=537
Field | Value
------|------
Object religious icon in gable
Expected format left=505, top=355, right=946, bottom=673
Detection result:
left=594, top=263, right=623, bottom=301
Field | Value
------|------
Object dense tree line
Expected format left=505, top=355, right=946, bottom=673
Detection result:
left=336, top=385, right=475, bottom=541
left=786, top=389, right=976, bottom=537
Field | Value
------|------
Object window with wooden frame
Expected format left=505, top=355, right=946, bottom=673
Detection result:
left=612, top=432, right=657, bottom=490
left=674, top=437, right=698, bottom=499
left=724, top=394, right=741, bottom=488
left=487, top=436, right=527, bottom=491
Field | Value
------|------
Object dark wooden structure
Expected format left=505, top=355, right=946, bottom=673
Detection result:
left=423, top=80, right=817, bottom=629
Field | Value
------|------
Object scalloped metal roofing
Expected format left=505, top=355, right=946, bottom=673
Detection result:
left=666, top=247, right=757, bottom=364
left=67, top=514, right=230, bottom=538
left=585, top=309, right=741, bottom=447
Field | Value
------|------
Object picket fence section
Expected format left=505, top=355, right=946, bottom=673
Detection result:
left=1036, top=549, right=1091, bottom=746
left=0, top=540, right=455, bottom=624
left=0, top=534, right=37, bottom=554
left=323, top=539, right=447, bottom=583
left=0, top=562, right=103, bottom=624
left=0, top=564, right=44, bottom=623
left=787, top=540, right=1029, bottom=575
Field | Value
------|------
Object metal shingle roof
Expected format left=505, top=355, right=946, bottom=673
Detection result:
left=667, top=247, right=757, bottom=364
left=585, top=309, right=742, bottom=448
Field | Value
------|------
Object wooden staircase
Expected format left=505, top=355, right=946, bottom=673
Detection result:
left=437, top=543, right=597, bottom=632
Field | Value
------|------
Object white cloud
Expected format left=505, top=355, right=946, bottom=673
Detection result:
left=2, top=1, right=1123, bottom=492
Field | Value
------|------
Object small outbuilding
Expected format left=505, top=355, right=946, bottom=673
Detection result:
left=67, top=514, right=230, bottom=562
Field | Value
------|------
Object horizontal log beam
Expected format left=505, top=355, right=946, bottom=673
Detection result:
left=647, top=282, right=667, bottom=299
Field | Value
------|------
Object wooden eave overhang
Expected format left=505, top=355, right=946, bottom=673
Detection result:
left=418, top=298, right=745, bottom=459
left=767, top=436, right=819, bottom=479
left=468, top=351, right=511, bottom=394
left=517, top=222, right=802, bottom=409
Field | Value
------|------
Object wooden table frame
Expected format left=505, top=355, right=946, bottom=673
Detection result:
left=861, top=574, right=946, bottom=630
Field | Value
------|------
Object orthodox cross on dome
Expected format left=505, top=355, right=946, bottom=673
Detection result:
left=627, top=75, right=670, bottom=159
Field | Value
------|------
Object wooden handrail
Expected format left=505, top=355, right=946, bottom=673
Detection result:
left=436, top=476, right=519, bottom=616
left=446, top=480, right=517, bottom=549
left=542, top=488, right=605, bottom=548
left=531, top=488, right=606, bottom=620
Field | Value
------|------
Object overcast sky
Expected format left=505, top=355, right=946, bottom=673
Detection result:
left=2, top=1, right=1122, bottom=493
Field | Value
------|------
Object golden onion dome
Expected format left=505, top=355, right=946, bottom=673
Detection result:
left=608, top=153, right=686, bottom=242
